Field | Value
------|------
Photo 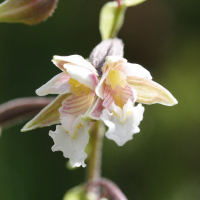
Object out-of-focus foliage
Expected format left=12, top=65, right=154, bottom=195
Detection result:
left=0, top=0, right=200, bottom=200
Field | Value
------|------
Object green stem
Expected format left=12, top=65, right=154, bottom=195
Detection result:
left=109, top=4, right=126, bottom=39
left=87, top=120, right=105, bottom=181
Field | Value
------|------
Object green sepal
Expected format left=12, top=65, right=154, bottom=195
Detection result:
left=0, top=0, right=58, bottom=25
left=127, top=76, right=178, bottom=106
left=21, top=94, right=70, bottom=132
left=99, top=1, right=126, bottom=40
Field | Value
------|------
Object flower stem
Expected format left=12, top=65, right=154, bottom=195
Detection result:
left=116, top=0, right=122, bottom=7
left=109, top=4, right=126, bottom=39
left=87, top=120, right=105, bottom=181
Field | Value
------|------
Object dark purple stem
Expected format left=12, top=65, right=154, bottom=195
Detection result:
left=0, top=97, right=54, bottom=129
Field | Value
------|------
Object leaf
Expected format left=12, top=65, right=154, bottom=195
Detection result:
left=21, top=93, right=70, bottom=132
left=99, top=2, right=126, bottom=40
left=0, top=0, right=58, bottom=25
left=124, top=0, right=146, bottom=7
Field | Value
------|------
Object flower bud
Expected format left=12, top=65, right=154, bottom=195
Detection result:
left=0, top=0, right=58, bottom=25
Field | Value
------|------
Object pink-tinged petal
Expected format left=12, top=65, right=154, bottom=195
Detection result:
left=95, top=68, right=110, bottom=99
left=49, top=123, right=89, bottom=168
left=127, top=76, right=178, bottom=106
left=52, top=55, right=98, bottom=75
left=63, top=63, right=98, bottom=91
left=84, top=97, right=104, bottom=120
left=21, top=94, right=70, bottom=132
left=36, top=72, right=70, bottom=96
left=102, top=85, right=114, bottom=108
left=59, top=93, right=94, bottom=137
left=0, top=0, right=58, bottom=25
left=119, top=84, right=137, bottom=105
left=102, top=84, right=136, bottom=109
left=114, top=63, right=152, bottom=80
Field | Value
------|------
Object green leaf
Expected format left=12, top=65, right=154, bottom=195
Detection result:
left=99, top=1, right=126, bottom=40
left=0, top=0, right=58, bottom=25
left=123, top=0, right=146, bottom=7
left=21, top=94, right=70, bottom=132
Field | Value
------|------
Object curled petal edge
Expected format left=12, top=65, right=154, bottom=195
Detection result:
left=52, top=55, right=98, bottom=76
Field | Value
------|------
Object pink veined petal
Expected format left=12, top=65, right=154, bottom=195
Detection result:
left=36, top=72, right=70, bottom=96
left=102, top=85, right=114, bottom=109
left=89, top=98, right=104, bottom=119
left=102, top=84, right=136, bottom=109
left=119, top=84, right=136, bottom=105
left=59, top=93, right=94, bottom=116
left=114, top=63, right=152, bottom=80
left=59, top=93, right=94, bottom=135
left=52, top=55, right=98, bottom=75
left=64, top=63, right=98, bottom=91
left=86, top=97, right=104, bottom=120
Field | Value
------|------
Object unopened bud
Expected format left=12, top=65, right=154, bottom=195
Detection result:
left=0, top=0, right=58, bottom=25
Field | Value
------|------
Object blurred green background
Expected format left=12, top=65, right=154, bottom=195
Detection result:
left=0, top=0, right=200, bottom=199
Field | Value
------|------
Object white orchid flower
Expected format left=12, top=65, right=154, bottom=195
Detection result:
left=22, top=54, right=178, bottom=167
left=22, top=55, right=99, bottom=167
left=96, top=56, right=178, bottom=146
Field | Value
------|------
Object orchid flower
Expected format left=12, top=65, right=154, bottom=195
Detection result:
left=22, top=55, right=99, bottom=167
left=96, top=56, right=178, bottom=146
left=22, top=53, right=178, bottom=168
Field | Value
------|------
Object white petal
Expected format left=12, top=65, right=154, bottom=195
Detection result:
left=115, top=63, right=152, bottom=80
left=49, top=124, right=89, bottom=168
left=52, top=55, right=98, bottom=75
left=36, top=72, right=70, bottom=96
left=63, top=63, right=98, bottom=91
left=59, top=93, right=94, bottom=137
left=95, top=68, right=110, bottom=99
left=100, top=100, right=144, bottom=146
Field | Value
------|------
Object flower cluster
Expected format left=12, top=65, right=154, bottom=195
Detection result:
left=22, top=54, right=177, bottom=167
